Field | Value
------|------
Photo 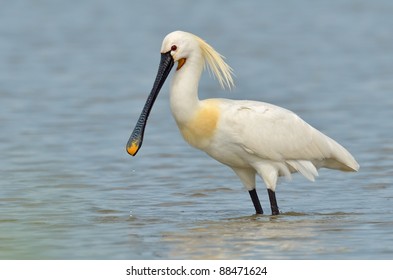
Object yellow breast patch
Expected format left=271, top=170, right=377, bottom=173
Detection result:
left=179, top=100, right=220, bottom=149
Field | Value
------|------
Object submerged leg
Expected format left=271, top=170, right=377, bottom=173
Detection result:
left=267, top=189, right=279, bottom=215
left=249, top=189, right=263, bottom=214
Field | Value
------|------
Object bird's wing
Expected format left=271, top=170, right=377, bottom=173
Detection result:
left=219, top=99, right=354, bottom=168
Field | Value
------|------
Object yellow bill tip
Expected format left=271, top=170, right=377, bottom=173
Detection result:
left=126, top=141, right=139, bottom=156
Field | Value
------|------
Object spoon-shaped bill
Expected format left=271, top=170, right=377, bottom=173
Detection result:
left=126, top=51, right=174, bottom=156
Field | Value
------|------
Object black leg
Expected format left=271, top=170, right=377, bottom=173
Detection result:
left=267, top=189, right=279, bottom=215
left=249, top=189, right=263, bottom=214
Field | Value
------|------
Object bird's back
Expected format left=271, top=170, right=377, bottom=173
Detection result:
left=207, top=98, right=359, bottom=178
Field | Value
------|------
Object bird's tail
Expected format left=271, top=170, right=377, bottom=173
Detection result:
left=319, top=135, right=359, bottom=172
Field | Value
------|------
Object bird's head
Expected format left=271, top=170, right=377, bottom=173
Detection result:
left=126, top=31, right=234, bottom=156
left=160, top=31, right=200, bottom=71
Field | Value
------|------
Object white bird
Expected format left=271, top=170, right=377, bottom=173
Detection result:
left=127, top=31, right=359, bottom=215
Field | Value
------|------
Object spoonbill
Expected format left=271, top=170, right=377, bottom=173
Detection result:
left=126, top=31, right=359, bottom=215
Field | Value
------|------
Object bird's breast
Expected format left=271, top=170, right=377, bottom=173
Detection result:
left=177, top=99, right=220, bottom=150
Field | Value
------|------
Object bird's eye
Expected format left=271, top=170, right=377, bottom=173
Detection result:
left=171, top=45, right=177, bottom=51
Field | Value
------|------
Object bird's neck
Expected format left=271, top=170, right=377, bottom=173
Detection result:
left=169, top=55, right=204, bottom=125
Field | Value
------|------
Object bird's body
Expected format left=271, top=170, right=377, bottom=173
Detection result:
left=173, top=96, right=358, bottom=190
left=127, top=31, right=359, bottom=215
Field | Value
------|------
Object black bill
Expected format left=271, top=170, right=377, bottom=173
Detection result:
left=126, top=51, right=174, bottom=156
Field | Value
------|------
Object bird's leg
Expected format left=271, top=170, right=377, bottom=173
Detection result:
left=249, top=189, right=263, bottom=214
left=267, top=189, right=279, bottom=215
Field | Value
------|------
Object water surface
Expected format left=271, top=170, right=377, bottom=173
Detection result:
left=1, top=0, right=392, bottom=259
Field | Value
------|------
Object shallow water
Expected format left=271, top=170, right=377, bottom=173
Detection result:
left=1, top=0, right=393, bottom=259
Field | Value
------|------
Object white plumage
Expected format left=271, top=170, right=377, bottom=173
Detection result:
left=205, top=99, right=358, bottom=189
left=127, top=30, right=359, bottom=215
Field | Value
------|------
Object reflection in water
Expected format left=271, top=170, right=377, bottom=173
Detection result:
left=162, top=213, right=355, bottom=259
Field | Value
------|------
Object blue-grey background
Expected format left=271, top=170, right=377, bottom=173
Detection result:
left=1, top=0, right=392, bottom=259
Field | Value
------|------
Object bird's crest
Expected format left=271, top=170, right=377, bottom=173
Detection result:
left=194, top=35, right=235, bottom=90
